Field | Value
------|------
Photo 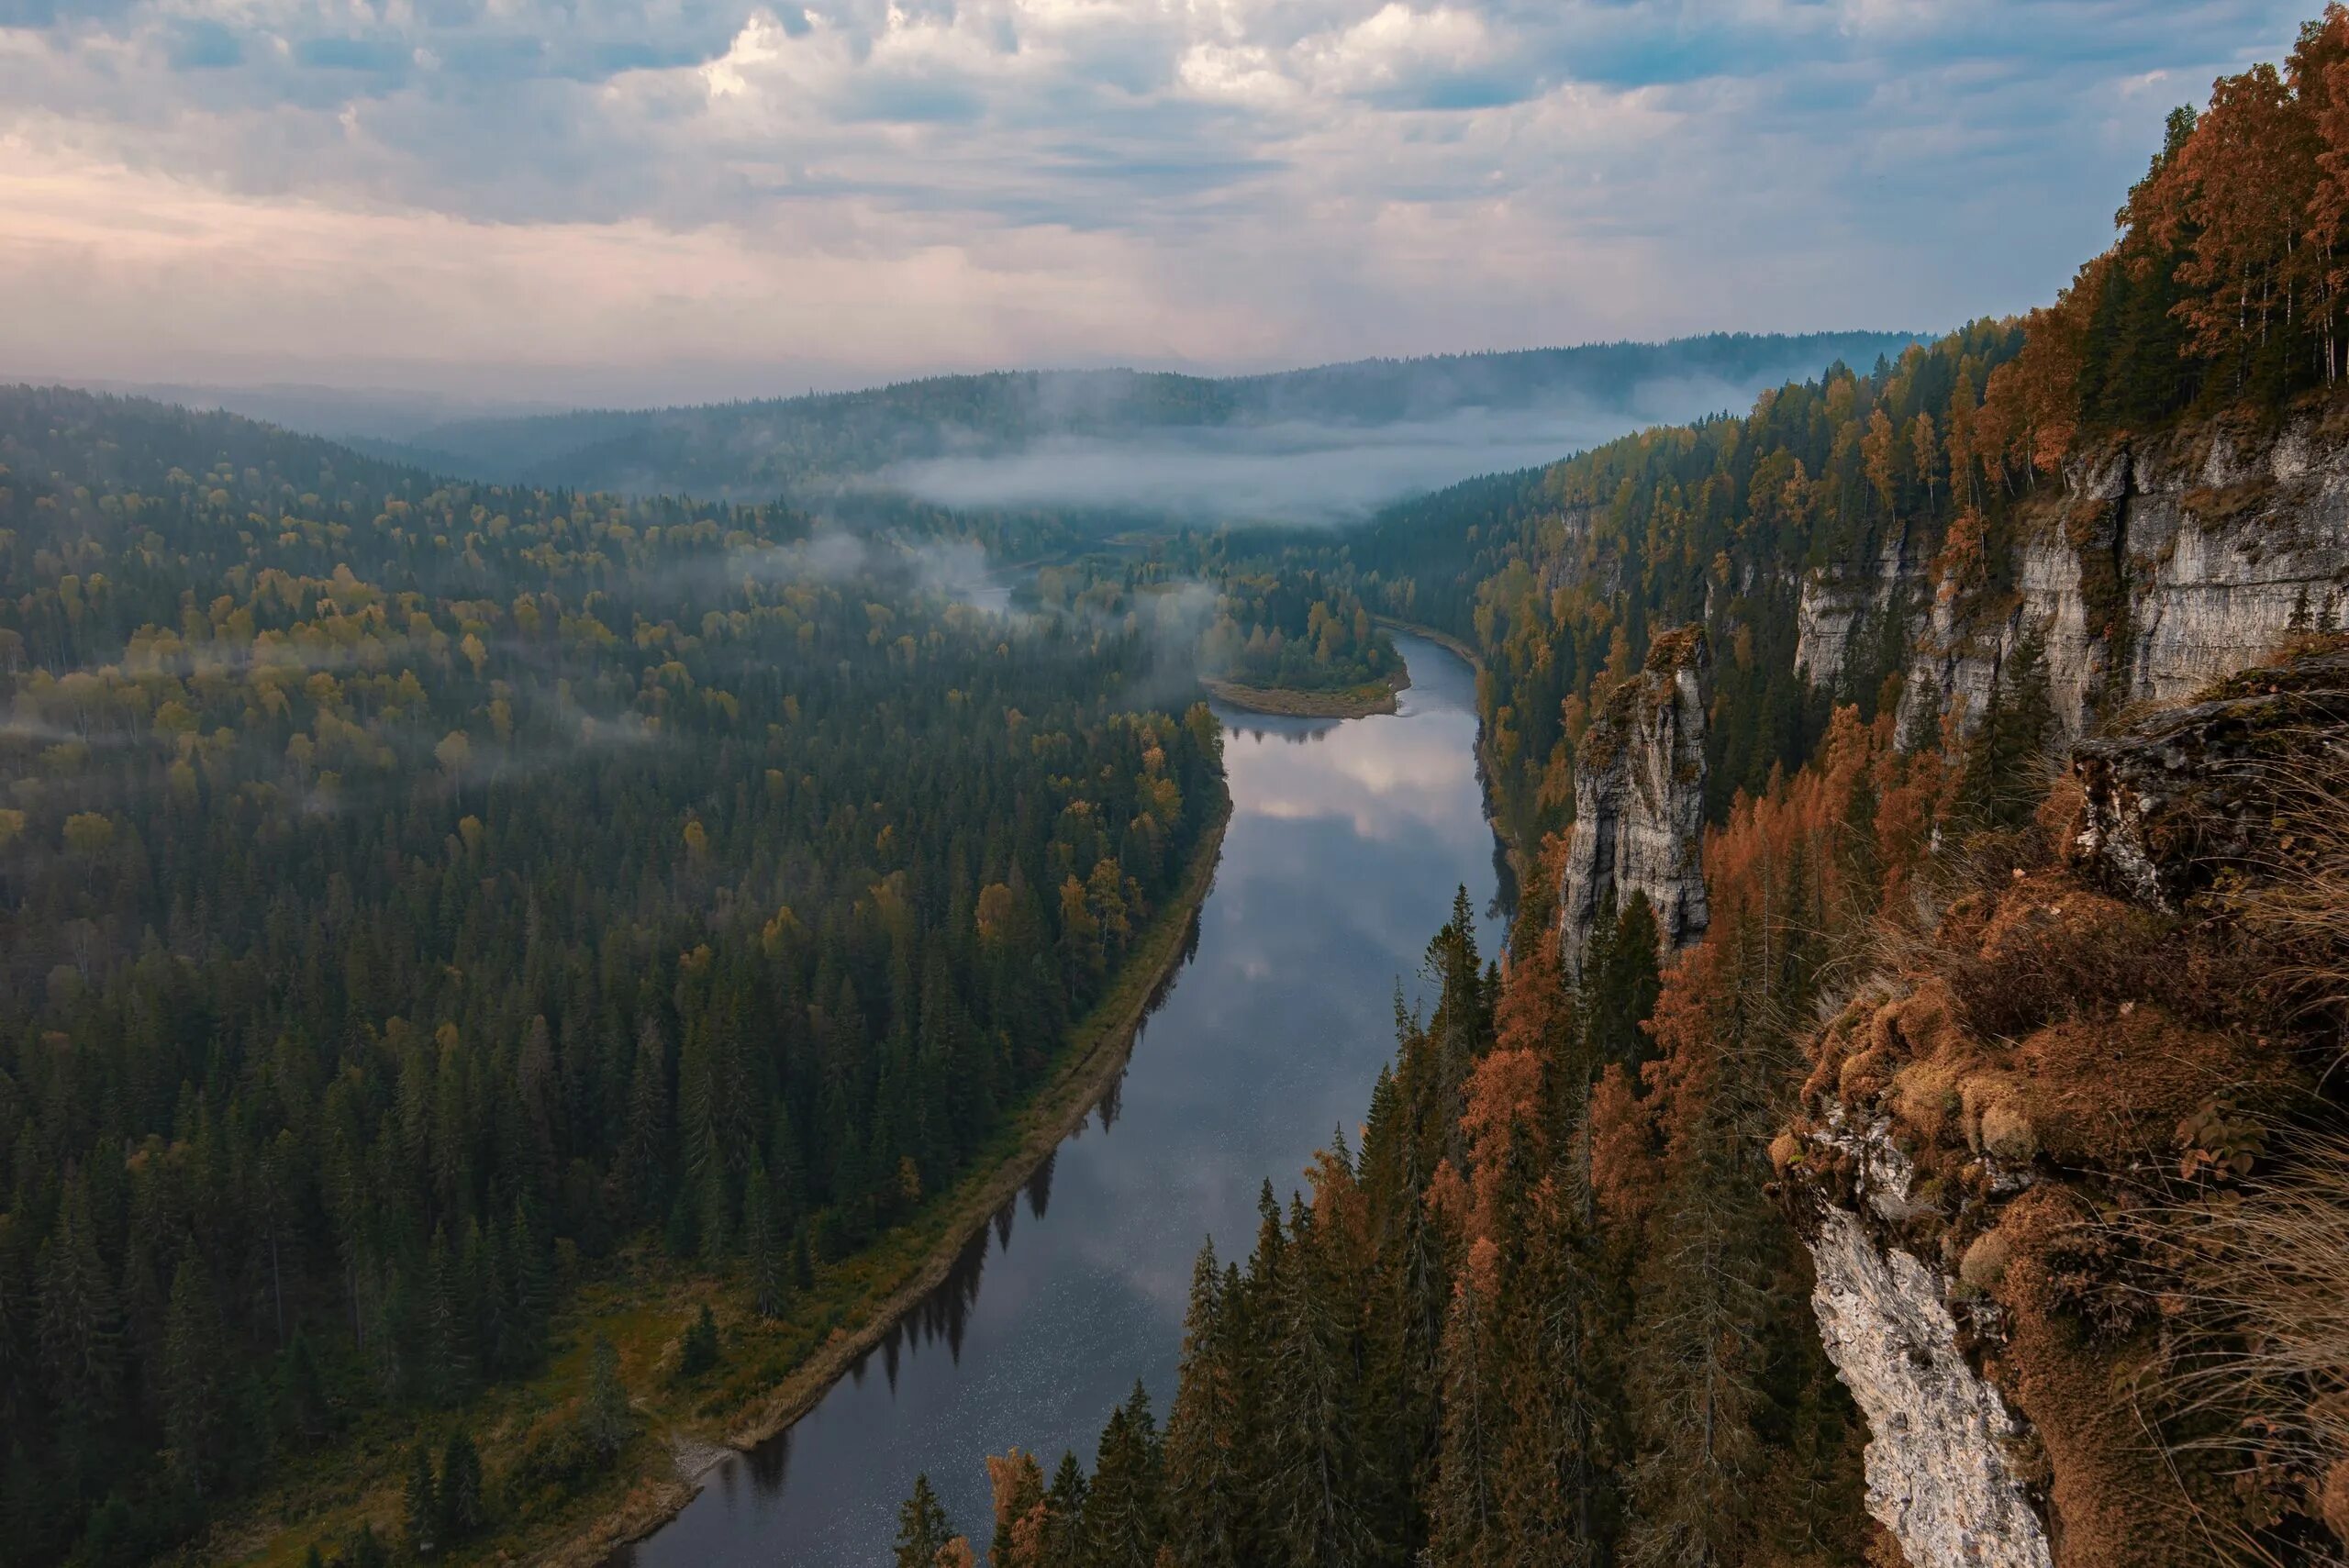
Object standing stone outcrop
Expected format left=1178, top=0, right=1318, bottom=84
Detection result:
left=1560, top=625, right=1709, bottom=978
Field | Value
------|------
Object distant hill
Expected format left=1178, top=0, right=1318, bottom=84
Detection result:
left=46, top=379, right=562, bottom=445
left=398, top=332, right=1921, bottom=498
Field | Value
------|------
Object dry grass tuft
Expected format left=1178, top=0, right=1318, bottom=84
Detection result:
left=2211, top=748, right=2349, bottom=1035
left=2143, top=1131, right=2349, bottom=1563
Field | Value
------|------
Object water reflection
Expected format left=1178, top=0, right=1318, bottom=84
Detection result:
left=613, top=634, right=1502, bottom=1568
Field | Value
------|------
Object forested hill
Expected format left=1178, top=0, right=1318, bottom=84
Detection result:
left=892, top=11, right=2349, bottom=1568
left=380, top=332, right=1917, bottom=497
left=0, top=384, right=1226, bottom=1566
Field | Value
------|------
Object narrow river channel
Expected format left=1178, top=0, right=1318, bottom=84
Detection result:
left=614, top=632, right=1504, bottom=1567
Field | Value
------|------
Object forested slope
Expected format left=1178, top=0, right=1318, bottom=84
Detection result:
left=898, top=10, right=2349, bottom=1565
left=0, top=387, right=1225, bottom=1565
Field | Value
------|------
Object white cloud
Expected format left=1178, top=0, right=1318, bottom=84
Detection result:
left=0, top=0, right=2320, bottom=398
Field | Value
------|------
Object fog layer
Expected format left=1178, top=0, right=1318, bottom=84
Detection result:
left=884, top=376, right=1776, bottom=524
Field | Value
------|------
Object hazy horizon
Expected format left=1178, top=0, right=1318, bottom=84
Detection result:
left=26, top=329, right=1925, bottom=430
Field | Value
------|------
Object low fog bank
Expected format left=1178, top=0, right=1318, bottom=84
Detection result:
left=383, top=332, right=1915, bottom=503
left=885, top=373, right=1797, bottom=525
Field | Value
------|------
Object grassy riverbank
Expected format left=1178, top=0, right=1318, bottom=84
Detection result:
left=206, top=793, right=1233, bottom=1568
left=1203, top=671, right=1408, bottom=717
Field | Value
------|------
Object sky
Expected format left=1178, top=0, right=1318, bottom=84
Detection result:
left=0, top=0, right=2319, bottom=406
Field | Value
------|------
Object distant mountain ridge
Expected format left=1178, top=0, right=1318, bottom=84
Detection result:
left=389, top=332, right=1921, bottom=497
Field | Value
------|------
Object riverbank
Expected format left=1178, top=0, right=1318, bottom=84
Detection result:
left=1202, top=670, right=1408, bottom=717
left=208, top=795, right=1232, bottom=1568
left=1373, top=616, right=1481, bottom=674
left=572, top=628, right=1511, bottom=1567
left=548, top=790, right=1234, bottom=1566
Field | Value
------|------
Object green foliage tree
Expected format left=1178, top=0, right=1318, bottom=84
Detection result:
left=679, top=1305, right=720, bottom=1377
left=892, top=1473, right=955, bottom=1568
left=581, top=1335, right=631, bottom=1462
left=438, top=1431, right=484, bottom=1544
left=402, top=1445, right=438, bottom=1560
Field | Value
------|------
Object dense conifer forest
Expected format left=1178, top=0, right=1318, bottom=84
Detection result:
left=0, top=387, right=1225, bottom=1564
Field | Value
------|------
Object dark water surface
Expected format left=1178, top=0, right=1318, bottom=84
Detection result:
left=616, top=634, right=1503, bottom=1567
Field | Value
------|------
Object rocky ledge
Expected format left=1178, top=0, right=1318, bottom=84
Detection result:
left=1782, top=642, right=2349, bottom=1568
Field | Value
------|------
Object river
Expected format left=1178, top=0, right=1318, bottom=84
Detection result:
left=613, top=633, right=1504, bottom=1567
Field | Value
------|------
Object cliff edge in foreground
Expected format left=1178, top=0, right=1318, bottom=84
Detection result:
left=1782, top=642, right=2349, bottom=1568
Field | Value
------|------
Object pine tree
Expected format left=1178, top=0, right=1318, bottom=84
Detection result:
left=679, top=1303, right=720, bottom=1375
left=893, top=1473, right=954, bottom=1568
left=347, top=1522, right=390, bottom=1568
left=507, top=1198, right=552, bottom=1372
left=619, top=1017, right=673, bottom=1226
left=1163, top=1246, right=1243, bottom=1568
left=1081, top=1383, right=1165, bottom=1568
left=1041, top=1452, right=1090, bottom=1565
left=793, top=1222, right=818, bottom=1291
left=35, top=1174, right=123, bottom=1418
left=582, top=1333, right=631, bottom=1462
left=421, top=1224, right=471, bottom=1407
left=438, top=1430, right=484, bottom=1543
left=277, top=1322, right=328, bottom=1442
left=403, top=1443, right=439, bottom=1559
left=1577, top=890, right=1661, bottom=1073
left=1431, top=1270, right=1504, bottom=1566
left=744, top=1157, right=787, bottom=1319
left=1259, top=1202, right=1369, bottom=1568
left=161, top=1255, right=227, bottom=1496
left=1958, top=632, right=2054, bottom=829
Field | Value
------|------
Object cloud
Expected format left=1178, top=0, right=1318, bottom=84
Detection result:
left=0, top=1, right=2317, bottom=399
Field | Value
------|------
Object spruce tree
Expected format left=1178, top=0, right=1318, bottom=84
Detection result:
left=402, top=1443, right=439, bottom=1559
left=1163, top=1246, right=1243, bottom=1568
left=277, top=1323, right=328, bottom=1442
left=1080, top=1383, right=1165, bottom=1568
left=438, top=1430, right=484, bottom=1543
left=161, top=1256, right=228, bottom=1496
left=582, top=1333, right=631, bottom=1462
left=679, top=1303, right=720, bottom=1376
left=1041, top=1452, right=1089, bottom=1565
left=893, top=1473, right=954, bottom=1568
left=744, top=1158, right=787, bottom=1319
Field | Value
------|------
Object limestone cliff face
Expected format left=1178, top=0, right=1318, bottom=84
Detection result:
left=1559, top=625, right=1709, bottom=978
left=1790, top=416, right=2349, bottom=743
left=1795, top=525, right=1921, bottom=694
left=1812, top=1204, right=2054, bottom=1568
left=1782, top=648, right=2346, bottom=1568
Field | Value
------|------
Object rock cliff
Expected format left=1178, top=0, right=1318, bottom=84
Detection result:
left=1559, top=624, right=1709, bottom=978
left=1792, top=417, right=2349, bottom=743
left=1782, top=644, right=2349, bottom=1568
